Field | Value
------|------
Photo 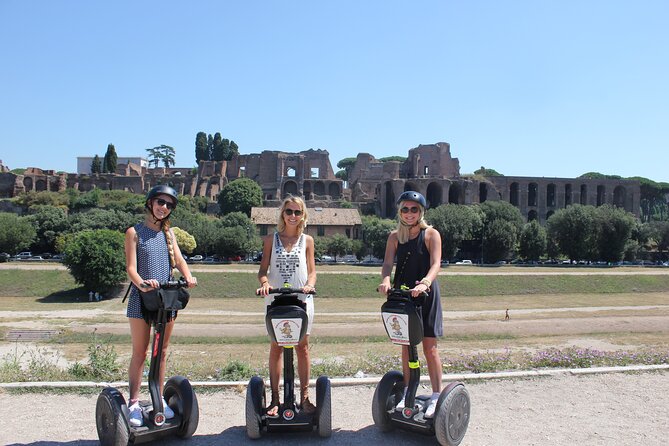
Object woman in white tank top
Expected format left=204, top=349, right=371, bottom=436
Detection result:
left=257, top=196, right=317, bottom=417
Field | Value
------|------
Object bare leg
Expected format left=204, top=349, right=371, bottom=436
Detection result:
left=158, top=319, right=176, bottom=395
left=267, top=341, right=282, bottom=415
left=401, top=345, right=410, bottom=386
left=296, top=335, right=311, bottom=402
left=422, top=337, right=442, bottom=393
left=128, top=318, right=151, bottom=402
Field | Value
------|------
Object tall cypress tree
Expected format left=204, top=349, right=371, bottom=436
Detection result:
left=195, top=132, right=208, bottom=163
left=91, top=155, right=102, bottom=174
left=103, top=144, right=117, bottom=173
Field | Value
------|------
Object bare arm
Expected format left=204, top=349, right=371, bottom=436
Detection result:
left=303, top=235, right=317, bottom=293
left=256, top=235, right=273, bottom=296
left=124, top=227, right=151, bottom=289
left=378, top=231, right=398, bottom=294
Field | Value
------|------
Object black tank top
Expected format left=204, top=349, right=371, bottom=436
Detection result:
left=393, top=229, right=430, bottom=289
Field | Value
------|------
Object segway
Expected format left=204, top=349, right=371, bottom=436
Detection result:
left=96, top=280, right=198, bottom=446
left=246, top=286, right=332, bottom=439
left=372, top=288, right=470, bottom=446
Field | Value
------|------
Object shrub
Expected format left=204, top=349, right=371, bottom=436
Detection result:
left=62, top=229, right=126, bottom=293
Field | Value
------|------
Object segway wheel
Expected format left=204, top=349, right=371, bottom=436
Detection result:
left=371, top=370, right=404, bottom=432
left=434, top=383, right=470, bottom=446
left=96, top=387, right=129, bottom=446
left=315, top=375, right=332, bottom=437
left=164, top=375, right=199, bottom=438
left=245, top=376, right=265, bottom=439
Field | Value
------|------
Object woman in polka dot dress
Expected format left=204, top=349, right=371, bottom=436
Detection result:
left=257, top=196, right=317, bottom=417
left=124, top=185, right=197, bottom=427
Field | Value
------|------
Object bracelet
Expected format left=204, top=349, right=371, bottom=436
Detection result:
left=419, top=278, right=432, bottom=288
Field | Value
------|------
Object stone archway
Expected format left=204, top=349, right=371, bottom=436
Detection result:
left=597, top=185, right=606, bottom=206
left=426, top=182, right=442, bottom=209
left=479, top=183, right=488, bottom=203
left=613, top=186, right=626, bottom=209
left=510, top=182, right=519, bottom=207
left=385, top=182, right=395, bottom=218
left=564, top=184, right=572, bottom=207
left=448, top=183, right=462, bottom=204
left=528, top=183, right=538, bottom=207
left=328, top=182, right=340, bottom=198
left=528, top=210, right=538, bottom=221
left=282, top=181, right=298, bottom=198
left=547, top=184, right=556, bottom=207
left=303, top=182, right=312, bottom=200
left=314, top=181, right=325, bottom=196
left=580, top=184, right=588, bottom=205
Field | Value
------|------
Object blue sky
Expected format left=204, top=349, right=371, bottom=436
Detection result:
left=1, top=0, right=668, bottom=182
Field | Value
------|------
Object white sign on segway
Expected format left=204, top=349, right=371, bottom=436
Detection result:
left=272, top=318, right=303, bottom=346
left=382, top=312, right=410, bottom=345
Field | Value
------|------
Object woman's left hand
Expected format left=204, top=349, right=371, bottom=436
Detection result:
left=186, top=276, right=198, bottom=288
left=302, top=284, right=316, bottom=294
left=411, top=283, right=429, bottom=298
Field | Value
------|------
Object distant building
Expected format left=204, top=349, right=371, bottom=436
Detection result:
left=77, top=156, right=148, bottom=174
left=251, top=207, right=362, bottom=239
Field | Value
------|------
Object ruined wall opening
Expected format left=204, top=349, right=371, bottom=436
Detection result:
left=314, top=181, right=325, bottom=196
left=328, top=182, right=340, bottom=198
left=282, top=181, right=298, bottom=198
left=613, top=186, right=627, bottom=210
left=565, top=184, right=572, bottom=207
left=528, top=183, right=538, bottom=207
left=385, top=182, right=395, bottom=218
left=426, top=182, right=442, bottom=208
left=448, top=183, right=461, bottom=204
left=580, top=184, right=588, bottom=205
left=546, top=210, right=555, bottom=220
left=35, top=179, right=47, bottom=191
left=479, top=183, right=488, bottom=203
left=23, top=177, right=33, bottom=190
left=527, top=210, right=538, bottom=221
left=303, top=182, right=312, bottom=200
left=547, top=184, right=556, bottom=207
left=286, top=167, right=296, bottom=177
left=597, top=185, right=606, bottom=206
left=510, top=182, right=519, bottom=207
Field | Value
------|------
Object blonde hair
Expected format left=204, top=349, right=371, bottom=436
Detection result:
left=277, top=196, right=308, bottom=234
left=396, top=200, right=430, bottom=244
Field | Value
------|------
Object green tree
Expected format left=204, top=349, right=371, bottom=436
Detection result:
left=68, top=209, right=137, bottom=233
left=518, top=220, right=547, bottom=261
left=62, top=229, right=126, bottom=292
left=195, top=131, right=208, bottom=163
left=595, top=205, right=636, bottom=263
left=474, top=166, right=503, bottom=176
left=379, top=156, right=407, bottom=163
left=226, top=140, right=239, bottom=160
left=102, top=144, right=118, bottom=173
left=336, top=158, right=357, bottom=182
left=212, top=133, right=224, bottom=161
left=91, top=155, right=102, bottom=174
left=426, top=204, right=482, bottom=260
left=479, top=201, right=524, bottom=263
left=650, top=221, right=669, bottom=255
left=146, top=146, right=162, bottom=168
left=218, top=178, right=263, bottom=217
left=325, top=234, right=351, bottom=261
left=361, top=215, right=396, bottom=259
left=172, top=227, right=196, bottom=254
left=70, top=189, right=102, bottom=211
left=15, top=190, right=70, bottom=209
left=313, top=236, right=328, bottom=260
left=0, top=213, right=37, bottom=254
left=148, top=144, right=176, bottom=168
left=546, top=204, right=598, bottom=261
left=26, top=205, right=70, bottom=253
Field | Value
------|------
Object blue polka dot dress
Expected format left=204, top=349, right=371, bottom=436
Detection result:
left=126, top=223, right=173, bottom=321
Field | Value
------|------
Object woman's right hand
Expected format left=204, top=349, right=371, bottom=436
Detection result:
left=377, top=281, right=391, bottom=295
left=139, top=279, right=159, bottom=290
left=257, top=282, right=271, bottom=296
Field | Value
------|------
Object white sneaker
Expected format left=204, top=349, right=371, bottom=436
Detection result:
left=425, top=394, right=439, bottom=418
left=162, top=398, right=175, bottom=419
left=395, top=389, right=407, bottom=410
left=128, top=402, right=144, bottom=427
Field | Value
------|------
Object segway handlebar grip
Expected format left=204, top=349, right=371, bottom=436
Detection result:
left=387, top=288, right=428, bottom=300
left=158, top=279, right=189, bottom=289
left=256, top=287, right=317, bottom=296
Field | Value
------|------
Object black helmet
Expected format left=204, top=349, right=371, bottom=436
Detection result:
left=146, top=185, right=178, bottom=206
left=396, top=190, right=426, bottom=208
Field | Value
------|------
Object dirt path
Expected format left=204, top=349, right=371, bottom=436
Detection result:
left=1, top=371, right=667, bottom=445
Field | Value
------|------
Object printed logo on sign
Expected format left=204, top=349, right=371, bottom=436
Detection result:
left=382, top=312, right=409, bottom=345
left=273, top=318, right=302, bottom=346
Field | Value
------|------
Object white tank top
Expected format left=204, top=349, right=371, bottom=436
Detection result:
left=267, top=232, right=308, bottom=289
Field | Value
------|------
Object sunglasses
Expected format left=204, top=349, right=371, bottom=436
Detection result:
left=155, top=198, right=176, bottom=210
left=284, top=209, right=303, bottom=217
left=400, top=206, right=420, bottom=214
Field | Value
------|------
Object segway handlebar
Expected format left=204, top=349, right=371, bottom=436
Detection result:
left=256, top=286, right=316, bottom=296
left=387, top=288, right=428, bottom=301
left=142, top=279, right=189, bottom=289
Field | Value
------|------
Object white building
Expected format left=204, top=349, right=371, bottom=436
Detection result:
left=76, top=156, right=148, bottom=174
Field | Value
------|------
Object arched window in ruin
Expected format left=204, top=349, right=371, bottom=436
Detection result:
left=282, top=181, right=298, bottom=198
left=580, top=184, right=588, bottom=205
left=596, top=185, right=606, bottom=206
left=613, top=186, right=626, bottom=209
left=35, top=179, right=47, bottom=191
left=426, top=182, right=442, bottom=209
left=404, top=182, right=418, bottom=192
left=286, top=167, right=296, bottom=178
left=479, top=183, right=488, bottom=203
left=23, top=177, right=33, bottom=190
left=510, top=182, right=519, bottom=207
left=303, top=182, right=312, bottom=200
left=328, top=182, right=340, bottom=198
left=385, top=182, right=395, bottom=218
left=528, top=210, right=538, bottom=222
left=528, top=183, right=538, bottom=207
left=448, top=183, right=461, bottom=204
left=547, top=184, right=556, bottom=207
left=546, top=210, right=555, bottom=220
left=564, top=184, right=572, bottom=207
left=314, top=181, right=325, bottom=196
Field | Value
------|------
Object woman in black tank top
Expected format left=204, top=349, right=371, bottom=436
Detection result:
left=378, top=191, right=443, bottom=418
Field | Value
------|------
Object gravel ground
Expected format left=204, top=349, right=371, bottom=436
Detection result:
left=2, top=370, right=668, bottom=446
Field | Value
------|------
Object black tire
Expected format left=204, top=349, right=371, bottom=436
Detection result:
left=96, top=387, right=129, bottom=446
left=315, top=376, right=332, bottom=438
left=434, top=383, right=470, bottom=446
left=164, top=375, right=199, bottom=438
left=245, top=376, right=265, bottom=439
left=371, top=370, right=404, bottom=432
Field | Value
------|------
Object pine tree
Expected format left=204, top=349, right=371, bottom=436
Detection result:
left=103, top=144, right=117, bottom=173
left=195, top=132, right=208, bottom=163
left=91, top=155, right=102, bottom=174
